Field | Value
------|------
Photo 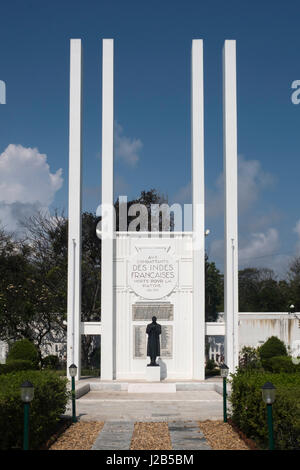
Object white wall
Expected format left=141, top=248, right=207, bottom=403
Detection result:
left=238, top=313, right=300, bottom=352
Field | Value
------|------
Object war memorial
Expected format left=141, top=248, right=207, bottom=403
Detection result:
left=66, top=38, right=239, bottom=381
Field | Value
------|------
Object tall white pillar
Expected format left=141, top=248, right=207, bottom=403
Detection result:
left=101, top=39, right=115, bottom=380
left=191, top=39, right=205, bottom=380
left=67, top=39, right=83, bottom=378
left=223, top=40, right=239, bottom=373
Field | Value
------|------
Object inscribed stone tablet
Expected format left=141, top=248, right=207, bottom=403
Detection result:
left=133, top=325, right=173, bottom=359
left=132, top=302, right=174, bottom=321
left=128, top=250, right=178, bottom=299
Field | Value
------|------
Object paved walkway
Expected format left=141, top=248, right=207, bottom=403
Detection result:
left=75, top=390, right=223, bottom=422
left=68, top=384, right=222, bottom=449
left=92, top=422, right=135, bottom=450
left=91, top=421, right=211, bottom=450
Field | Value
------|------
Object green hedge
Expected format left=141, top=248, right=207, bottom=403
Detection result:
left=42, top=355, right=60, bottom=370
left=7, top=339, right=39, bottom=367
left=230, top=370, right=300, bottom=450
left=0, top=370, right=69, bottom=449
left=259, top=336, right=287, bottom=361
left=262, top=356, right=300, bottom=373
left=0, top=359, right=36, bottom=374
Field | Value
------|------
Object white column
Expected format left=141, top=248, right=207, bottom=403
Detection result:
left=101, top=39, right=115, bottom=380
left=191, top=39, right=205, bottom=380
left=223, top=40, right=239, bottom=373
left=67, top=39, right=83, bottom=378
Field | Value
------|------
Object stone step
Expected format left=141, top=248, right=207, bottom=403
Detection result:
left=78, top=390, right=222, bottom=402
left=128, top=383, right=176, bottom=393
left=75, top=380, right=229, bottom=399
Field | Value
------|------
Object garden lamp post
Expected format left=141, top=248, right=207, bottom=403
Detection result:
left=69, top=363, right=77, bottom=423
left=261, top=382, right=276, bottom=450
left=289, top=304, right=295, bottom=315
left=220, top=363, right=229, bottom=422
left=20, top=381, right=34, bottom=450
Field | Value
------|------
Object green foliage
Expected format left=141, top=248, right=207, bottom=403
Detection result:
left=0, top=359, right=36, bottom=374
left=81, top=368, right=100, bottom=377
left=7, top=339, right=39, bottom=367
left=239, top=346, right=262, bottom=371
left=42, top=354, right=60, bottom=370
left=238, top=268, right=290, bottom=312
left=205, top=359, right=220, bottom=377
left=259, top=336, right=287, bottom=361
left=262, top=355, right=300, bottom=373
left=0, top=370, right=69, bottom=449
left=205, top=358, right=217, bottom=371
left=205, top=255, right=223, bottom=321
left=230, top=370, right=300, bottom=449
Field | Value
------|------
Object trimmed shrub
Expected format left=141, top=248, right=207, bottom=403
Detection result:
left=0, top=370, right=69, bottom=449
left=7, top=339, right=39, bottom=367
left=0, top=359, right=35, bottom=374
left=239, top=346, right=262, bottom=371
left=259, top=336, right=287, bottom=361
left=263, top=355, right=300, bottom=373
left=42, top=355, right=60, bottom=370
left=230, top=370, right=300, bottom=449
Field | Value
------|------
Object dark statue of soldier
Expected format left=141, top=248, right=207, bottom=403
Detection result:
left=146, top=316, right=161, bottom=366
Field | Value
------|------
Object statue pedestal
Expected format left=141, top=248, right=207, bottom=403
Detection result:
left=146, top=365, right=161, bottom=382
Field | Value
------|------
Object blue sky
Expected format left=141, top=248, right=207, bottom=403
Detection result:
left=0, top=0, right=300, bottom=277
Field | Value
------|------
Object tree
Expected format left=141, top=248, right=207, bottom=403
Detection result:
left=114, top=189, right=172, bottom=231
left=205, top=255, right=223, bottom=321
left=287, top=257, right=300, bottom=311
left=238, top=267, right=289, bottom=312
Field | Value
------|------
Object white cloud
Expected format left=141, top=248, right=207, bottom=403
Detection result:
left=205, top=155, right=275, bottom=219
left=114, top=122, right=143, bottom=167
left=239, top=228, right=279, bottom=262
left=238, top=155, right=274, bottom=213
left=209, top=228, right=286, bottom=275
left=173, top=155, right=274, bottom=218
left=0, top=144, right=63, bottom=232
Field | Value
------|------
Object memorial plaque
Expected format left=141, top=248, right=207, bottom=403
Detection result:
left=134, top=325, right=147, bottom=358
left=160, top=325, right=173, bottom=358
left=132, top=302, right=174, bottom=321
left=128, top=250, right=178, bottom=299
left=133, top=325, right=173, bottom=359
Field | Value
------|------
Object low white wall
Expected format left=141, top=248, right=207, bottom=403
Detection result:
left=238, top=312, right=300, bottom=352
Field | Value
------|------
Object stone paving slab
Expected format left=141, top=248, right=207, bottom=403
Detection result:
left=169, top=421, right=211, bottom=450
left=91, top=421, right=211, bottom=450
left=91, top=421, right=135, bottom=450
